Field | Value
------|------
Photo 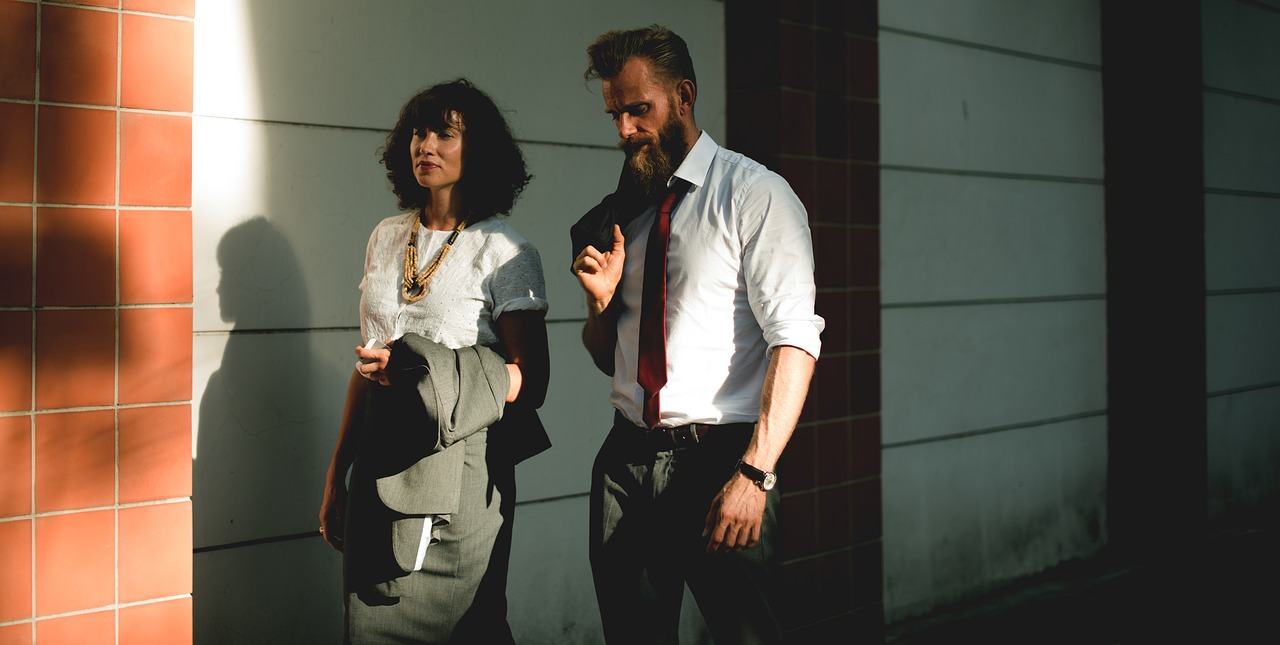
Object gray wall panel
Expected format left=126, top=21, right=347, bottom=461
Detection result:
left=1207, top=388, right=1280, bottom=516
left=882, top=170, right=1104, bottom=304
left=1206, top=293, right=1280, bottom=393
left=882, top=416, right=1107, bottom=621
left=882, top=301, right=1106, bottom=445
left=195, top=0, right=725, bottom=149
left=1203, top=0, right=1280, bottom=100
left=881, top=0, right=1100, bottom=64
left=880, top=32, right=1103, bottom=177
left=1205, top=193, right=1280, bottom=291
left=1204, top=94, right=1280, bottom=194
left=193, top=538, right=343, bottom=645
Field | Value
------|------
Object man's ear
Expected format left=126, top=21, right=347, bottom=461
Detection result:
left=677, top=79, right=697, bottom=115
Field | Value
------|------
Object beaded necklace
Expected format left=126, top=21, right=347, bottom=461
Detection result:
left=402, top=214, right=466, bottom=303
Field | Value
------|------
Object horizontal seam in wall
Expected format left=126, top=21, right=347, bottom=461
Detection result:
left=0, top=497, right=190, bottom=523
left=880, top=164, right=1103, bottom=185
left=1206, top=287, right=1280, bottom=297
left=780, top=537, right=879, bottom=566
left=517, top=138, right=620, bottom=152
left=193, top=114, right=386, bottom=133
left=883, top=294, right=1105, bottom=309
left=882, top=409, right=1108, bottom=449
left=192, top=114, right=620, bottom=152
left=782, top=475, right=879, bottom=499
left=1207, top=380, right=1280, bottom=398
left=1204, top=85, right=1280, bottom=107
left=193, top=326, right=359, bottom=337
left=797, top=412, right=881, bottom=429
left=0, top=594, right=192, bottom=628
left=0, top=202, right=192, bottom=210
left=878, top=25, right=1102, bottom=71
left=0, top=401, right=192, bottom=417
left=194, top=531, right=318, bottom=554
left=0, top=303, right=193, bottom=312
left=1239, top=0, right=1280, bottom=15
left=1204, top=187, right=1280, bottom=199
left=514, top=490, right=590, bottom=507
left=196, top=492, right=594, bottom=553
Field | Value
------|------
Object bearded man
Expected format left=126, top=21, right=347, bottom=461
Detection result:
left=569, top=25, right=825, bottom=644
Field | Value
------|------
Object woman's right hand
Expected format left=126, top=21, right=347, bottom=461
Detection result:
left=319, top=475, right=347, bottom=552
left=354, top=341, right=393, bottom=386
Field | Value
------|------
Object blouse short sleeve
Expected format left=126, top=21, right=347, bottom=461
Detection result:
left=488, top=238, right=548, bottom=320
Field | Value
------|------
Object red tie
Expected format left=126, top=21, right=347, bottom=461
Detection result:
left=638, top=190, right=678, bottom=428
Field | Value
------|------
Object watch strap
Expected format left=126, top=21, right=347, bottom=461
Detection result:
left=736, top=459, right=769, bottom=484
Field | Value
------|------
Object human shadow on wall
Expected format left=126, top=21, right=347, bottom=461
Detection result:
left=193, top=215, right=328, bottom=641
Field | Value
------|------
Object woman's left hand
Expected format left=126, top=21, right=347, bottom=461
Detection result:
left=354, top=341, right=393, bottom=386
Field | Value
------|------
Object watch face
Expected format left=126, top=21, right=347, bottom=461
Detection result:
left=761, top=471, right=777, bottom=491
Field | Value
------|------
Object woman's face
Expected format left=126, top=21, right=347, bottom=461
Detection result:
left=410, top=112, right=465, bottom=195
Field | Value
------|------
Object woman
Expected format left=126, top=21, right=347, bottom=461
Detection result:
left=319, top=79, right=549, bottom=644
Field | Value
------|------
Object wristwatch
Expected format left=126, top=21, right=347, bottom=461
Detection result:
left=735, top=459, right=777, bottom=491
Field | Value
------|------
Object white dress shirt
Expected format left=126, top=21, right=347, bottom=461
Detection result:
left=612, top=131, right=824, bottom=428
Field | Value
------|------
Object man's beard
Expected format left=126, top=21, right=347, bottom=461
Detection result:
left=619, top=112, right=689, bottom=197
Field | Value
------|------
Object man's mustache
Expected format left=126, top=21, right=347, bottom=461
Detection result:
left=618, top=134, right=659, bottom=155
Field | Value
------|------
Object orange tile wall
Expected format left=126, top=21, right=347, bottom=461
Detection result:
left=0, top=1, right=194, bottom=642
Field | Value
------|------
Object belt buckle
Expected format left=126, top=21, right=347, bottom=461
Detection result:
left=673, top=424, right=700, bottom=446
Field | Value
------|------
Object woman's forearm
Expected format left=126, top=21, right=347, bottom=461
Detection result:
left=328, top=369, right=370, bottom=481
left=496, top=310, right=550, bottom=408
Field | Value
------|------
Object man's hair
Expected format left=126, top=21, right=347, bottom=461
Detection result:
left=381, top=79, right=531, bottom=221
left=584, top=24, right=697, bottom=90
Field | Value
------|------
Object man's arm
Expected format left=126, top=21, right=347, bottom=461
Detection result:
left=702, top=345, right=815, bottom=552
left=572, top=224, right=627, bottom=375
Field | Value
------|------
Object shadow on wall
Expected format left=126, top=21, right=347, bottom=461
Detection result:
left=193, top=216, right=330, bottom=640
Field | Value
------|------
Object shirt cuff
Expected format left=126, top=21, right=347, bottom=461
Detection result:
left=493, top=296, right=549, bottom=319
left=764, top=318, right=824, bottom=360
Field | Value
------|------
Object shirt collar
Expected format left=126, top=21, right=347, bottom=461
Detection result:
left=668, top=130, right=716, bottom=190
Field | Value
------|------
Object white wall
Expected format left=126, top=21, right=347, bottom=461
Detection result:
left=1202, top=0, right=1280, bottom=518
left=190, top=1, right=725, bottom=642
left=877, top=0, right=1108, bottom=621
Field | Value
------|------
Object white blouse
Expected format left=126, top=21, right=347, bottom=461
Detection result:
left=359, top=213, right=548, bottom=350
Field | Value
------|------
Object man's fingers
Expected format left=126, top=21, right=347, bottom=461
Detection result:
left=611, top=224, right=625, bottom=252
left=706, top=518, right=729, bottom=552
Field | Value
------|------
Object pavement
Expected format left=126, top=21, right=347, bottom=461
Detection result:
left=883, top=515, right=1278, bottom=644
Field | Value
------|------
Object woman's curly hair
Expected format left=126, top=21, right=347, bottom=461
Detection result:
left=381, top=79, right=531, bottom=222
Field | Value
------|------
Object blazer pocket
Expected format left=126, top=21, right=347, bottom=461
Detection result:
left=375, top=441, right=465, bottom=516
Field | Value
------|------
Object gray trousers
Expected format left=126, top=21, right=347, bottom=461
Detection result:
left=590, top=415, right=784, bottom=644
left=344, top=434, right=516, bottom=644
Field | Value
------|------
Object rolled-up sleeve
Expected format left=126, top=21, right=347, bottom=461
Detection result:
left=738, top=172, right=825, bottom=360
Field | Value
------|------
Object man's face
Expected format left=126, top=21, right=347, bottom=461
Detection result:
left=602, top=57, right=690, bottom=195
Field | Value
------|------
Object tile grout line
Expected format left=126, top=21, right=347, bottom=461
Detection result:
left=29, top=1, right=40, bottom=635
left=115, top=8, right=123, bottom=641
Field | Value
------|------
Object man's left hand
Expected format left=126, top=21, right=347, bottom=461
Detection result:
left=702, top=472, right=766, bottom=553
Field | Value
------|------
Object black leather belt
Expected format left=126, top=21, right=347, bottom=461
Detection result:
left=617, top=411, right=752, bottom=452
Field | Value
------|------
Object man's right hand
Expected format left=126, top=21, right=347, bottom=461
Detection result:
left=571, top=224, right=626, bottom=315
